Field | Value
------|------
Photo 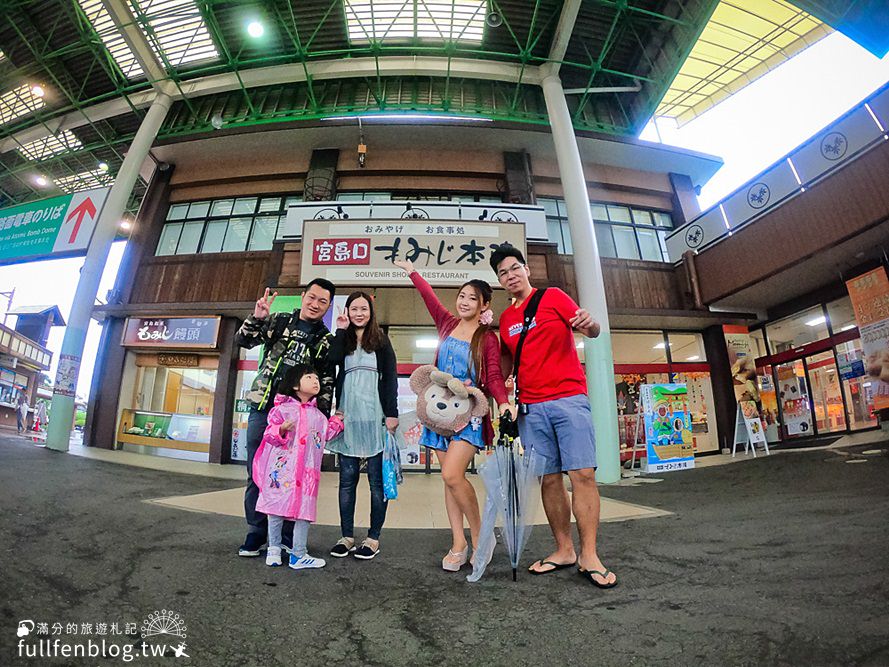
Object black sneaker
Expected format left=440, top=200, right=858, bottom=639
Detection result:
left=238, top=534, right=264, bottom=557
left=353, top=539, right=379, bottom=560
left=330, top=537, right=356, bottom=558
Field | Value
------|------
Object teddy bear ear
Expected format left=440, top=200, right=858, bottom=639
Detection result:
left=409, top=365, right=435, bottom=395
left=467, top=387, right=490, bottom=418
left=430, top=369, right=453, bottom=387
left=447, top=378, right=469, bottom=398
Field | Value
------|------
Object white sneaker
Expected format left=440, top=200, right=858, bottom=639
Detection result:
left=288, top=553, right=326, bottom=570
left=266, top=546, right=282, bottom=567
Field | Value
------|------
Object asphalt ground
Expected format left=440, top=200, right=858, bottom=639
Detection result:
left=1, top=434, right=887, bottom=667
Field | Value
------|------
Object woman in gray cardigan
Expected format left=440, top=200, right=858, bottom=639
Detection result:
left=327, top=291, right=399, bottom=560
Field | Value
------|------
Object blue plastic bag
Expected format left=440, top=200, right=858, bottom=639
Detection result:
left=382, top=430, right=403, bottom=500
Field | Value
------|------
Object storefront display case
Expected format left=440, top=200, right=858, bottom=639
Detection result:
left=117, top=408, right=211, bottom=453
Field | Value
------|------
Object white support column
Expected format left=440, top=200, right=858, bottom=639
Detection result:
left=540, top=68, right=621, bottom=483
left=46, top=92, right=173, bottom=452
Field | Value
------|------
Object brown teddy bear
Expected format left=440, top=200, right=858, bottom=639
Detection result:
left=409, top=365, right=489, bottom=437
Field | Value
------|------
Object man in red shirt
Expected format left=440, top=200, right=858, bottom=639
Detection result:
left=491, top=244, right=617, bottom=589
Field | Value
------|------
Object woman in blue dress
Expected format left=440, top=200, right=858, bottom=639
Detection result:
left=394, top=258, right=514, bottom=571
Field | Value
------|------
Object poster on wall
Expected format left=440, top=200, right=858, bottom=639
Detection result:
left=723, top=325, right=759, bottom=402
left=776, top=365, right=811, bottom=435
left=231, top=427, right=248, bottom=462
left=395, top=410, right=422, bottom=467
left=846, top=267, right=889, bottom=410
left=640, top=383, right=695, bottom=473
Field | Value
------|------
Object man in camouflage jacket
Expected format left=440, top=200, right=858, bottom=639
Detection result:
left=236, top=278, right=336, bottom=556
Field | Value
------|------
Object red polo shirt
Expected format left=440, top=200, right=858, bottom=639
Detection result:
left=499, top=288, right=587, bottom=403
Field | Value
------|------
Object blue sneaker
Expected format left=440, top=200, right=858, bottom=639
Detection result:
left=288, top=553, right=326, bottom=570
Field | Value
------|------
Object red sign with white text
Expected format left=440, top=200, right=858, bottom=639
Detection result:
left=312, top=238, right=371, bottom=265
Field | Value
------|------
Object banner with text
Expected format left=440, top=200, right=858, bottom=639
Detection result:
left=300, top=219, right=526, bottom=286
left=723, top=325, right=760, bottom=403
left=0, top=187, right=110, bottom=265
left=846, top=267, right=889, bottom=410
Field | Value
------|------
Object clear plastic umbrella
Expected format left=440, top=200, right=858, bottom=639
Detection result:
left=467, top=413, right=544, bottom=582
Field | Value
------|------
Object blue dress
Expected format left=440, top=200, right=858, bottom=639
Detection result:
left=420, top=336, right=485, bottom=451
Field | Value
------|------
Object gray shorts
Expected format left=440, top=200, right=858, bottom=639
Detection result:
left=518, top=394, right=597, bottom=475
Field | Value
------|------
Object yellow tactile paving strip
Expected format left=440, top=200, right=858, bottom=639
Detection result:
left=147, top=472, right=672, bottom=529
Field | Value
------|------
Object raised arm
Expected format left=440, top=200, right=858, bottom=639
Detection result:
left=237, top=288, right=282, bottom=349
left=393, top=258, right=457, bottom=334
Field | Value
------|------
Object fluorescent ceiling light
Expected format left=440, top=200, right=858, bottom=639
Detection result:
left=34, top=175, right=49, bottom=187
left=344, top=1, right=486, bottom=44
left=77, top=0, right=218, bottom=80
left=17, top=130, right=83, bottom=161
left=653, top=342, right=668, bottom=349
left=840, top=323, right=856, bottom=331
left=686, top=355, right=700, bottom=361
left=805, top=315, right=826, bottom=326
left=322, top=114, right=492, bottom=122
left=0, top=84, right=46, bottom=127
left=415, top=338, right=439, bottom=349
left=53, top=169, right=113, bottom=193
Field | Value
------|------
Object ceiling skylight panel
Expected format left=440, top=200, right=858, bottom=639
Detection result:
left=53, top=169, right=113, bottom=193
left=132, top=0, right=219, bottom=67
left=0, top=84, right=46, bottom=127
left=417, top=1, right=486, bottom=41
left=77, top=0, right=144, bottom=79
left=17, top=131, right=84, bottom=161
left=345, top=0, right=486, bottom=43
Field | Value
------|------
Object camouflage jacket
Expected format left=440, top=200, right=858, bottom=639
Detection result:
left=236, top=309, right=334, bottom=414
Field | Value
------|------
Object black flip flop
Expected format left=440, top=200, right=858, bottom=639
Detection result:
left=528, top=559, right=577, bottom=575
left=579, top=568, right=618, bottom=589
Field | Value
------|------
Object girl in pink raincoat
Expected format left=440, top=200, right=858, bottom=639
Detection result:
left=252, top=365, right=343, bottom=570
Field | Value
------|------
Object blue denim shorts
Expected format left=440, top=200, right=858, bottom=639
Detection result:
left=517, top=394, right=597, bottom=475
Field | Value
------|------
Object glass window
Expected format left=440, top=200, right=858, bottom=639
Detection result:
left=835, top=338, right=877, bottom=430
left=363, top=192, right=391, bottom=201
left=612, top=226, right=640, bottom=260
left=561, top=221, right=573, bottom=254
left=826, top=296, right=856, bottom=334
left=176, top=222, right=204, bottom=255
left=258, top=197, right=282, bottom=212
left=388, top=326, right=438, bottom=364
left=201, top=221, right=227, bottom=253
left=654, top=211, right=674, bottom=228
left=611, top=331, right=668, bottom=364
left=186, top=201, right=211, bottom=219
left=594, top=224, right=616, bottom=258
left=667, top=333, right=706, bottom=362
left=336, top=193, right=365, bottom=201
left=166, top=203, right=189, bottom=220
left=637, top=228, right=662, bottom=261
left=231, top=197, right=258, bottom=215
left=591, top=204, right=609, bottom=221
left=222, top=217, right=251, bottom=252
left=607, top=205, right=632, bottom=223
left=631, top=209, right=654, bottom=226
left=547, top=219, right=564, bottom=252
left=750, top=328, right=768, bottom=359
left=766, top=306, right=829, bottom=353
left=156, top=223, right=183, bottom=255
left=210, top=199, right=234, bottom=217
left=284, top=196, right=303, bottom=207
left=249, top=216, right=278, bottom=251
left=539, top=198, right=560, bottom=216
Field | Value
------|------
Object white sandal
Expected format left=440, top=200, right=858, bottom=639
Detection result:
left=442, top=546, right=469, bottom=572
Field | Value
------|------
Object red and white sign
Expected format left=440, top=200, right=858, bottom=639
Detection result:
left=52, top=188, right=111, bottom=255
left=312, top=238, right=371, bottom=266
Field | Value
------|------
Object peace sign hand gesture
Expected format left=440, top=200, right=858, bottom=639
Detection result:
left=335, top=307, right=349, bottom=330
left=254, top=288, right=278, bottom=319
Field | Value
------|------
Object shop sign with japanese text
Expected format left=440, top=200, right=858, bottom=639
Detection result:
left=0, top=187, right=110, bottom=265
left=300, top=219, right=526, bottom=286
left=122, top=317, right=220, bottom=349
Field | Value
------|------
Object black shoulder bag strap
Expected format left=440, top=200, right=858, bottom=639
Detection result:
left=513, top=288, right=547, bottom=413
